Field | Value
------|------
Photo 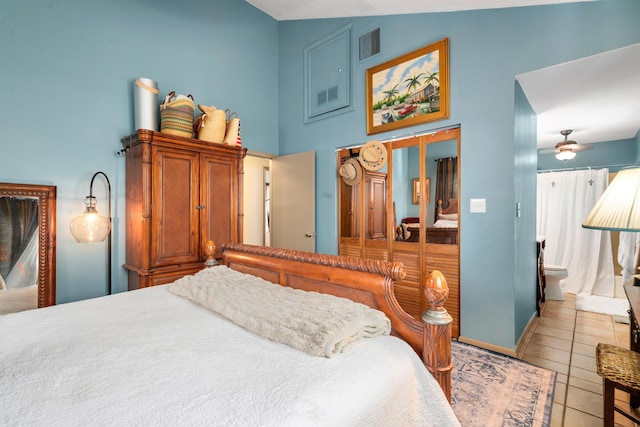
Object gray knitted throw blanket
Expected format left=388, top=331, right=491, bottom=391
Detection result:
left=169, top=266, right=391, bottom=358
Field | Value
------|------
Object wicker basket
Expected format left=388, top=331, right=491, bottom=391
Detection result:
left=195, top=104, right=226, bottom=143
left=160, top=91, right=195, bottom=138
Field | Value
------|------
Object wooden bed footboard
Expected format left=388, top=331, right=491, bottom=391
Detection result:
left=221, top=243, right=453, bottom=401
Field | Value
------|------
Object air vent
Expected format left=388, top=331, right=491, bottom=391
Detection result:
left=327, top=86, right=338, bottom=102
left=359, top=28, right=380, bottom=61
left=317, top=90, right=327, bottom=106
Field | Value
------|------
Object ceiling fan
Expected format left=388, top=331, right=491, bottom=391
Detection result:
left=541, top=130, right=593, bottom=160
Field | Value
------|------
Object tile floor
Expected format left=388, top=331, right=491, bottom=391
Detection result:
left=520, top=293, right=637, bottom=426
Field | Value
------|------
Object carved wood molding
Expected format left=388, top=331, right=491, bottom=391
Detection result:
left=222, top=243, right=406, bottom=282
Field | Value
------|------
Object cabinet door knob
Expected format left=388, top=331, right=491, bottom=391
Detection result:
left=195, top=205, right=205, bottom=210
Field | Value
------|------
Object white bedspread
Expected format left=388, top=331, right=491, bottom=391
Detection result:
left=0, top=284, right=459, bottom=426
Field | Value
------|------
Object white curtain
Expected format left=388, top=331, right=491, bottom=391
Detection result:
left=619, top=232, right=640, bottom=283
left=536, top=169, right=615, bottom=296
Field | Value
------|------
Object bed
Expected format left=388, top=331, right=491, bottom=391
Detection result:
left=0, top=243, right=459, bottom=426
left=399, top=199, right=458, bottom=244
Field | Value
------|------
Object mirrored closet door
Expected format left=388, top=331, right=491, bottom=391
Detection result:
left=337, top=127, right=460, bottom=337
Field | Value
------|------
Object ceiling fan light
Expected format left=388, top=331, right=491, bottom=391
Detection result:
left=556, top=150, right=576, bottom=161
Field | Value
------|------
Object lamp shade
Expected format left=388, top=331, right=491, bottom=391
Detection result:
left=70, top=197, right=111, bottom=242
left=582, top=167, right=640, bottom=231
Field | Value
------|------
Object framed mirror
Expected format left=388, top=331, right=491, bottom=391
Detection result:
left=0, top=183, right=56, bottom=314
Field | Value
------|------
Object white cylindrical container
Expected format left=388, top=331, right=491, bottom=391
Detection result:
left=134, top=78, right=159, bottom=131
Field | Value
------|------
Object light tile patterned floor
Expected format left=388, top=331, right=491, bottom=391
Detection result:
left=521, top=294, right=637, bottom=426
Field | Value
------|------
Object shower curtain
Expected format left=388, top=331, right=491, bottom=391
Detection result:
left=536, top=169, right=615, bottom=297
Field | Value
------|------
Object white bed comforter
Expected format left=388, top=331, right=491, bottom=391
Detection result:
left=0, top=283, right=459, bottom=427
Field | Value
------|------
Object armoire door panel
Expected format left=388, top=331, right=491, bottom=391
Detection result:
left=152, top=147, right=199, bottom=266
left=365, top=172, right=386, bottom=240
left=201, top=155, right=237, bottom=258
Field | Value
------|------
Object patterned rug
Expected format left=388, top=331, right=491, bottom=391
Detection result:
left=451, top=341, right=556, bottom=426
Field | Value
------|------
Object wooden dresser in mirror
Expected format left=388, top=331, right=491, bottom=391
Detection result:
left=0, top=183, right=56, bottom=314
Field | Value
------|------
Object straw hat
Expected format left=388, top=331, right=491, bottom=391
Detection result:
left=359, top=140, right=387, bottom=171
left=339, top=158, right=362, bottom=186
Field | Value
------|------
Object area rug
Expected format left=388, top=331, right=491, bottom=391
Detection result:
left=575, top=293, right=629, bottom=323
left=451, top=341, right=556, bottom=427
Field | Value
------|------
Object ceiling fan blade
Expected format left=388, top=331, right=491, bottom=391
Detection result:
left=571, top=144, right=593, bottom=152
left=538, top=147, right=559, bottom=154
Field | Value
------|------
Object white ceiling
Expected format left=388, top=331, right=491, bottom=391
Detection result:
left=246, top=0, right=640, bottom=149
left=245, top=0, right=591, bottom=21
left=517, top=42, right=640, bottom=149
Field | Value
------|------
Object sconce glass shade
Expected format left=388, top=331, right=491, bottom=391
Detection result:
left=556, top=149, right=576, bottom=160
left=70, top=196, right=111, bottom=242
left=582, top=167, right=640, bottom=231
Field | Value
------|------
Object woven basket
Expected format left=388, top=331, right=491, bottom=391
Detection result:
left=223, top=115, right=242, bottom=147
left=195, top=104, right=226, bottom=143
left=160, top=91, right=195, bottom=138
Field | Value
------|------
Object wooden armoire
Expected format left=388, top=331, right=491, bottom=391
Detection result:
left=121, top=130, right=247, bottom=290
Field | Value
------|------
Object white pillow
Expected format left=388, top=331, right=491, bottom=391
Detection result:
left=438, top=213, right=458, bottom=221
left=434, top=219, right=458, bottom=228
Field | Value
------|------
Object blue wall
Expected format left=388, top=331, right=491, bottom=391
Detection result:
left=514, top=81, right=538, bottom=342
left=3, top=0, right=640, bottom=349
left=277, top=1, right=640, bottom=348
left=0, top=0, right=279, bottom=303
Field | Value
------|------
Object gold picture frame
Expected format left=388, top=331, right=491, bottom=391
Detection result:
left=413, top=178, right=430, bottom=205
left=366, top=38, right=449, bottom=135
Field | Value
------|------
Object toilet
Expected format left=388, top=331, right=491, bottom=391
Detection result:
left=544, top=264, right=568, bottom=301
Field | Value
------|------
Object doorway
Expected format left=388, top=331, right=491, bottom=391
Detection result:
left=243, top=151, right=316, bottom=252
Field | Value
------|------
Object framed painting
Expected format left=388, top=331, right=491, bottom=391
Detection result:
left=366, top=38, right=449, bottom=135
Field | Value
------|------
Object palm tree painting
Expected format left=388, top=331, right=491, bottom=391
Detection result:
left=366, top=38, right=449, bottom=135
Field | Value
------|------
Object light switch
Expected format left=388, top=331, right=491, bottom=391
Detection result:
left=470, top=198, right=486, bottom=213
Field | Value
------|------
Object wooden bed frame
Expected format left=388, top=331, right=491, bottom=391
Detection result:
left=435, top=198, right=458, bottom=220
left=221, top=242, right=453, bottom=401
left=428, top=198, right=459, bottom=244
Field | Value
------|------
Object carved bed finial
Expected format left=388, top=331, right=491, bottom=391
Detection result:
left=422, top=269, right=453, bottom=403
left=424, top=270, right=449, bottom=313
left=204, top=240, right=218, bottom=267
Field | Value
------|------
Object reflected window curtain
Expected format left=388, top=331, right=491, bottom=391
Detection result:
left=0, top=198, right=39, bottom=287
left=435, top=157, right=457, bottom=216
left=536, top=169, right=614, bottom=296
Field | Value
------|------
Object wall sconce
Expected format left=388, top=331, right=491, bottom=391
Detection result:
left=69, top=171, right=112, bottom=295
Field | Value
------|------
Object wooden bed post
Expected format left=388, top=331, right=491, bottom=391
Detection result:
left=422, top=270, right=453, bottom=402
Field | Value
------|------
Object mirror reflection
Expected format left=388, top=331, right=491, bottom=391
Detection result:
left=338, top=153, right=388, bottom=241
left=393, top=139, right=458, bottom=244
left=0, top=183, right=56, bottom=315
left=0, top=196, right=40, bottom=313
